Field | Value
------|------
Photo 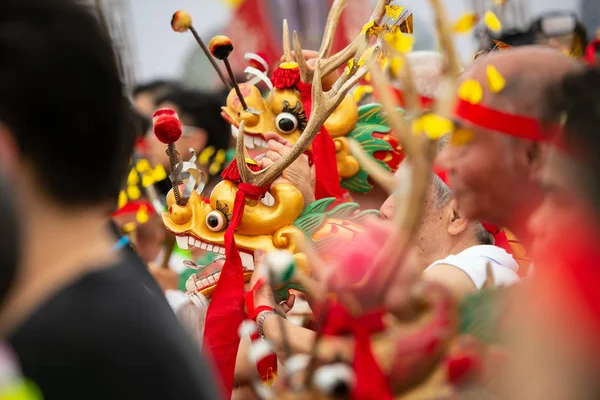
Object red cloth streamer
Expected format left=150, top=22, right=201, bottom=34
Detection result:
left=221, top=159, right=262, bottom=183
left=203, top=181, right=269, bottom=398
left=296, top=81, right=346, bottom=201
left=454, top=99, right=561, bottom=142
left=321, top=302, right=392, bottom=400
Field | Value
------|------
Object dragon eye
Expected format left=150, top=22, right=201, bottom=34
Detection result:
left=275, top=112, right=298, bottom=134
left=205, top=211, right=226, bottom=231
left=312, top=363, right=355, bottom=397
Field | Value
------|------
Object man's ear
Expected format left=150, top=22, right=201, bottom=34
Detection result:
left=446, top=198, right=469, bottom=236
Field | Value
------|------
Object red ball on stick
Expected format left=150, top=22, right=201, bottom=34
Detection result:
left=152, top=108, right=182, bottom=144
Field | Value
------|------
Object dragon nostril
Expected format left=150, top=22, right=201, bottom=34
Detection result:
left=170, top=203, right=192, bottom=225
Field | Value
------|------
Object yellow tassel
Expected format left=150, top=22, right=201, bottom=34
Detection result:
left=199, top=146, right=216, bottom=165
left=486, top=65, right=506, bottom=93
left=122, top=222, right=136, bottom=234
left=152, top=164, right=167, bottom=181
left=118, top=190, right=127, bottom=209
left=135, top=159, right=151, bottom=173
left=457, top=79, right=484, bottom=104
left=421, top=114, right=454, bottom=140
left=127, top=185, right=141, bottom=201
left=345, top=58, right=355, bottom=75
left=388, top=57, right=404, bottom=77
left=353, top=85, right=374, bottom=103
left=451, top=128, right=474, bottom=146
left=141, top=173, right=155, bottom=188
left=385, top=5, right=404, bottom=20
left=383, top=31, right=414, bottom=54
left=136, top=204, right=150, bottom=224
left=127, top=168, right=139, bottom=186
left=453, top=13, right=479, bottom=34
left=484, top=11, right=502, bottom=32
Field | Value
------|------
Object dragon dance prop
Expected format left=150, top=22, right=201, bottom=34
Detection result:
left=157, top=0, right=519, bottom=398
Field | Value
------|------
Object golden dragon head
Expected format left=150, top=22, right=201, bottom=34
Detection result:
left=220, top=15, right=409, bottom=194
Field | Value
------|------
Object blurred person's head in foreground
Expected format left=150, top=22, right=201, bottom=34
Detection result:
left=0, top=0, right=136, bottom=305
left=148, top=89, right=230, bottom=185
left=502, top=66, right=600, bottom=400
left=437, top=46, right=583, bottom=239
left=529, top=66, right=600, bottom=262
left=0, top=171, right=19, bottom=305
left=133, top=79, right=183, bottom=118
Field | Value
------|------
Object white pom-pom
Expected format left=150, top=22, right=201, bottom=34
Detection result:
left=248, top=339, right=275, bottom=364
left=264, top=250, right=296, bottom=286
left=312, top=363, right=355, bottom=395
left=238, top=320, right=258, bottom=338
left=284, top=354, right=310, bottom=378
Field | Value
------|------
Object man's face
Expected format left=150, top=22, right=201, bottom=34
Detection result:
left=437, top=124, right=529, bottom=226
left=380, top=183, right=449, bottom=269
left=528, top=147, right=594, bottom=263
left=134, top=92, right=156, bottom=120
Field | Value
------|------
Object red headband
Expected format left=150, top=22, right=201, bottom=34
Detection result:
left=453, top=99, right=562, bottom=142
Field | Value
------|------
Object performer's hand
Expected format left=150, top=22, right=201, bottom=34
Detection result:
left=281, top=49, right=339, bottom=90
left=260, top=132, right=315, bottom=205
left=148, top=262, right=179, bottom=292
left=248, top=250, right=296, bottom=315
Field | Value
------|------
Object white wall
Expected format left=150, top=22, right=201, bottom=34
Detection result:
left=126, top=0, right=580, bottom=84
left=127, top=0, right=230, bottom=82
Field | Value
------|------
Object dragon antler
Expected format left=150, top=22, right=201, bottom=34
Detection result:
left=293, top=0, right=392, bottom=83
left=236, top=3, right=384, bottom=188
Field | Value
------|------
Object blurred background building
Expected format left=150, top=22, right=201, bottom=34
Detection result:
left=95, top=0, right=595, bottom=89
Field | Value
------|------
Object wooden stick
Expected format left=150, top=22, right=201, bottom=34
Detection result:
left=189, top=26, right=231, bottom=89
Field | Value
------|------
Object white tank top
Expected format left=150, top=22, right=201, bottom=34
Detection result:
left=424, top=245, right=520, bottom=290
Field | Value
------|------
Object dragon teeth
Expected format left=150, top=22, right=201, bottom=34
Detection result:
left=176, top=235, right=189, bottom=250
left=244, top=134, right=255, bottom=149
left=240, top=252, right=255, bottom=270
left=260, top=192, right=275, bottom=207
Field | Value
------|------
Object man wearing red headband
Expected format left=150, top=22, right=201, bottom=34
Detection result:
left=438, top=46, right=582, bottom=260
left=381, top=159, right=520, bottom=299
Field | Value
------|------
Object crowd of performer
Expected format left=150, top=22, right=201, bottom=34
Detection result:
left=0, top=0, right=600, bottom=399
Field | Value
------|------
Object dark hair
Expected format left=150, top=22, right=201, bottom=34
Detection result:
left=0, top=0, right=136, bottom=207
left=155, top=89, right=230, bottom=168
left=133, top=79, right=184, bottom=99
left=549, top=66, right=600, bottom=210
left=0, top=172, right=19, bottom=304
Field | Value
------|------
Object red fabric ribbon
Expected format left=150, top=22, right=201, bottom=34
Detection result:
left=297, top=81, right=346, bottom=201
left=454, top=99, right=561, bottom=142
left=584, top=39, right=599, bottom=66
left=203, top=182, right=269, bottom=398
left=321, top=302, right=392, bottom=400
